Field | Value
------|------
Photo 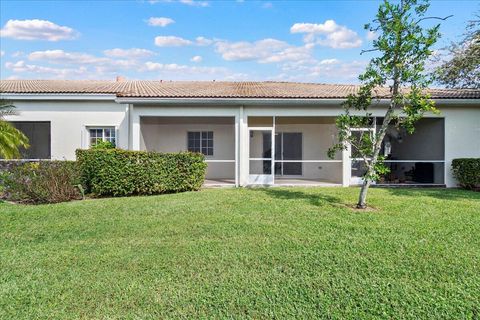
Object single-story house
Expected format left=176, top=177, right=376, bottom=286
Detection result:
left=1, top=79, right=479, bottom=188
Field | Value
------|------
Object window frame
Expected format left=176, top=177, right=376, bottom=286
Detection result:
left=87, top=126, right=117, bottom=147
left=187, top=131, right=213, bottom=156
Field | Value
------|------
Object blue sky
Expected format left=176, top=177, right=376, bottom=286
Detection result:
left=0, top=0, right=477, bottom=83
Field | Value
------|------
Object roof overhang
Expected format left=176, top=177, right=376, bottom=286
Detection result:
left=115, top=97, right=480, bottom=106
left=0, top=93, right=117, bottom=101
left=0, top=93, right=478, bottom=106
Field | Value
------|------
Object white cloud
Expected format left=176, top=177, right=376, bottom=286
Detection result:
left=147, top=17, right=175, bottom=27
left=190, top=55, right=202, bottom=62
left=153, top=35, right=214, bottom=47
left=366, top=30, right=378, bottom=41
left=6, top=48, right=245, bottom=80
left=26, top=49, right=140, bottom=75
left=0, top=51, right=4, bottom=57
left=149, top=0, right=209, bottom=7
left=5, top=60, right=88, bottom=78
left=0, top=19, right=78, bottom=41
left=195, top=36, right=213, bottom=46
left=103, top=48, right=155, bottom=58
left=11, top=51, right=24, bottom=57
left=290, top=20, right=362, bottom=49
left=280, top=58, right=367, bottom=82
left=28, top=50, right=106, bottom=64
left=215, top=38, right=312, bottom=63
left=154, top=36, right=193, bottom=46
left=143, top=61, right=228, bottom=76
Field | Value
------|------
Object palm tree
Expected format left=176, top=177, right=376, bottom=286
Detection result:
left=0, top=100, right=29, bottom=159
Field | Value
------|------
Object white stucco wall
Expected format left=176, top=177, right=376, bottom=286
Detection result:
left=3, top=98, right=479, bottom=187
left=140, top=123, right=235, bottom=160
left=140, top=121, right=236, bottom=179
left=4, top=99, right=129, bottom=160
left=441, top=106, right=480, bottom=187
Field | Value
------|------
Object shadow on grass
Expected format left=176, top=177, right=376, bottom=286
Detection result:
left=379, top=187, right=480, bottom=201
left=250, top=187, right=343, bottom=208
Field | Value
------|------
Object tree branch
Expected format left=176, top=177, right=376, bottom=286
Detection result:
left=416, top=15, right=453, bottom=24
left=361, top=48, right=380, bottom=55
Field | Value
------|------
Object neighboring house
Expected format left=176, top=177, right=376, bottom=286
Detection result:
left=1, top=80, right=479, bottom=188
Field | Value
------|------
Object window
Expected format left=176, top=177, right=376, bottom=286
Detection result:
left=9, top=121, right=51, bottom=159
left=89, top=127, right=116, bottom=147
left=188, top=131, right=213, bottom=156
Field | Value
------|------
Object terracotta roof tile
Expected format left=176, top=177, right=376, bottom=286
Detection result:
left=1, top=80, right=479, bottom=99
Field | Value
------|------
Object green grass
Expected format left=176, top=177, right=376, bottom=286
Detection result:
left=1, top=187, right=479, bottom=319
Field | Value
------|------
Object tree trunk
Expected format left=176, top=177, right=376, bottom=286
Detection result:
left=357, top=179, right=371, bottom=209
left=356, top=83, right=399, bottom=209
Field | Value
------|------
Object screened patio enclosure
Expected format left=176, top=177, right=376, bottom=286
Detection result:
left=350, top=117, right=445, bottom=186
left=140, top=116, right=236, bottom=186
left=247, top=116, right=343, bottom=186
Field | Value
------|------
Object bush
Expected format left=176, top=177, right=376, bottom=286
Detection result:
left=76, top=149, right=207, bottom=196
left=2, top=161, right=82, bottom=204
left=452, top=158, right=480, bottom=190
left=91, top=140, right=116, bottom=149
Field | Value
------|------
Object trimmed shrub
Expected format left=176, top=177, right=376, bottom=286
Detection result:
left=91, top=140, right=116, bottom=149
left=2, top=161, right=82, bottom=204
left=452, top=158, right=480, bottom=190
left=76, top=149, right=207, bottom=196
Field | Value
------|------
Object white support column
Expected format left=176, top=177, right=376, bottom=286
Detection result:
left=234, top=113, right=240, bottom=187
left=131, top=112, right=141, bottom=151
left=272, top=115, right=276, bottom=185
left=342, top=143, right=351, bottom=187
left=239, top=105, right=248, bottom=186
left=127, top=103, right=132, bottom=150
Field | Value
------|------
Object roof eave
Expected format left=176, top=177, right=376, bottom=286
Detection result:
left=0, top=93, right=117, bottom=101
left=115, top=97, right=480, bottom=106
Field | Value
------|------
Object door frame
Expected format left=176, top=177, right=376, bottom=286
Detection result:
left=274, top=131, right=303, bottom=177
left=248, top=127, right=275, bottom=185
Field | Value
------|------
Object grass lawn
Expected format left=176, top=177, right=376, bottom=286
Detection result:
left=1, top=187, right=479, bottom=319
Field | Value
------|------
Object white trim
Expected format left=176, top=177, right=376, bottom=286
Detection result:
left=247, top=125, right=275, bottom=185
left=275, top=160, right=342, bottom=163
left=205, top=160, right=235, bottom=163
left=116, top=97, right=480, bottom=105
left=235, top=112, right=240, bottom=187
left=2, top=93, right=478, bottom=105
left=0, top=159, right=51, bottom=162
left=1, top=93, right=117, bottom=101
left=85, top=126, right=117, bottom=147
left=272, top=116, right=275, bottom=185
left=248, top=126, right=274, bottom=131
left=383, top=160, right=445, bottom=163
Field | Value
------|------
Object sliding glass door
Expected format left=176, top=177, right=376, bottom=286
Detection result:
left=274, top=132, right=303, bottom=176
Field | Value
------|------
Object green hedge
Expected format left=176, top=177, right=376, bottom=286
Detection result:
left=76, top=149, right=207, bottom=196
left=452, top=158, right=480, bottom=190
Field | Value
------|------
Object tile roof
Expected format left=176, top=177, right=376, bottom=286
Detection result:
left=1, top=80, right=479, bottom=99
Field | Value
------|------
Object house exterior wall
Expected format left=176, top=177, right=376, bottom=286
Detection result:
left=441, top=106, right=480, bottom=187
left=2, top=97, right=479, bottom=187
left=140, top=122, right=235, bottom=179
left=140, top=123, right=235, bottom=160
left=4, top=99, right=129, bottom=160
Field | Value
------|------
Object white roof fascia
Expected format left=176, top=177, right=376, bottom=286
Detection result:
left=0, top=93, right=117, bottom=101
left=115, top=97, right=480, bottom=106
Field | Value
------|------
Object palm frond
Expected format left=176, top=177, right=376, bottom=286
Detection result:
left=0, top=101, right=30, bottom=159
